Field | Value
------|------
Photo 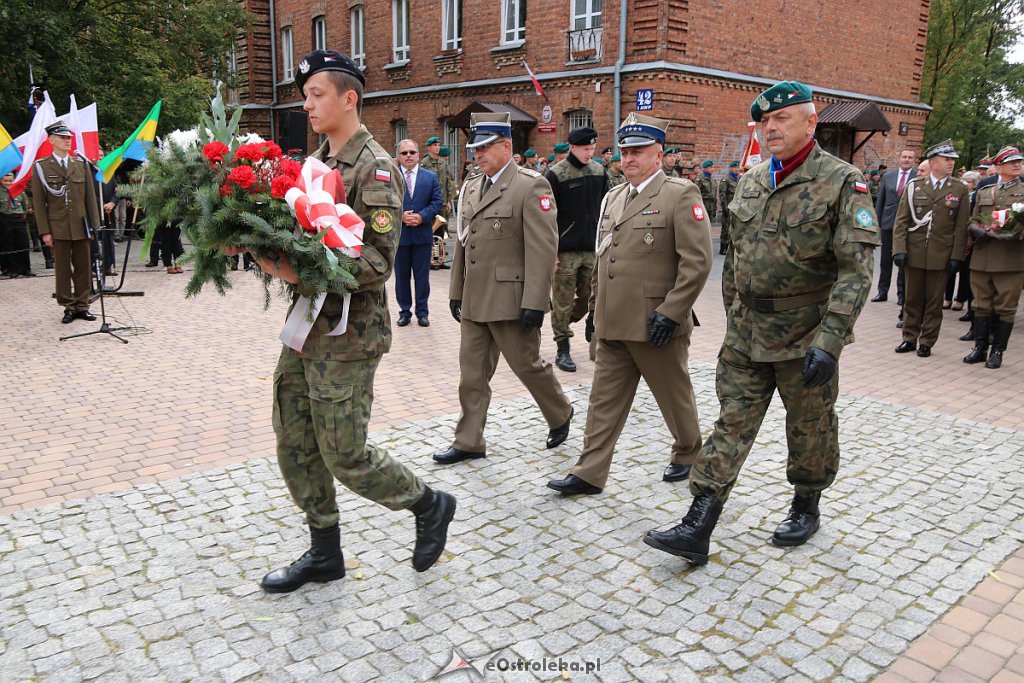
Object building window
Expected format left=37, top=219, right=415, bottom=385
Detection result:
left=392, top=0, right=410, bottom=63
left=442, top=0, right=462, bottom=51
left=443, top=119, right=462, bottom=181
left=502, top=0, right=526, bottom=44
left=571, top=0, right=601, bottom=30
left=281, top=27, right=294, bottom=82
left=351, top=7, right=366, bottom=69
left=312, top=16, right=327, bottom=51
left=567, top=109, right=593, bottom=130
left=394, top=119, right=408, bottom=150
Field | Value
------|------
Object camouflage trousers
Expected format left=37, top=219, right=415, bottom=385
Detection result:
left=273, top=348, right=425, bottom=529
left=551, top=250, right=596, bottom=343
left=690, top=344, right=840, bottom=503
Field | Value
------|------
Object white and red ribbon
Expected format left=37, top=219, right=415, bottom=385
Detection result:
left=992, top=210, right=1009, bottom=229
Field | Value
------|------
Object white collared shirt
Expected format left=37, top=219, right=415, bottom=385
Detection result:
left=53, top=152, right=69, bottom=169
left=930, top=174, right=947, bottom=192
left=487, top=159, right=516, bottom=186
left=628, top=168, right=661, bottom=195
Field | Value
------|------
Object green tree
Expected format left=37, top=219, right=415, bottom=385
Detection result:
left=0, top=0, right=247, bottom=146
left=921, top=0, right=1024, bottom=165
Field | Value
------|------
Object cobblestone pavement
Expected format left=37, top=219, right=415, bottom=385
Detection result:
left=2, top=368, right=1023, bottom=681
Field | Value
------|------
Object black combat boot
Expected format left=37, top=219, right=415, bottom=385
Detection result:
left=42, top=245, right=54, bottom=269
left=959, top=321, right=976, bottom=341
left=555, top=339, right=576, bottom=372
left=410, top=487, right=456, bottom=572
left=963, top=315, right=991, bottom=364
left=986, top=320, right=1013, bottom=369
left=261, top=524, right=346, bottom=593
left=643, top=494, right=723, bottom=565
left=771, top=491, right=821, bottom=547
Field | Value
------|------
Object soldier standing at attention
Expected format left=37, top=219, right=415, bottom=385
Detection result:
left=662, top=147, right=682, bottom=177
left=718, top=161, right=740, bottom=255
left=644, top=81, right=878, bottom=565
left=696, top=159, right=718, bottom=226
left=964, top=145, right=1024, bottom=369
left=544, top=126, right=610, bottom=373
left=435, top=112, right=574, bottom=465
left=607, top=154, right=626, bottom=188
left=31, top=122, right=101, bottom=323
left=421, top=135, right=456, bottom=218
left=231, top=50, right=455, bottom=593
left=523, top=148, right=538, bottom=171
left=547, top=113, right=713, bottom=495
left=892, top=140, right=969, bottom=358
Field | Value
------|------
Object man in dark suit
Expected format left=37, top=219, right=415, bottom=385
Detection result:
left=395, top=139, right=442, bottom=327
left=872, top=149, right=918, bottom=304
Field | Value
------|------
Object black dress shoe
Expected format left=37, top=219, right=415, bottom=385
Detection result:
left=870, top=293, right=888, bottom=302
left=546, top=474, right=602, bottom=495
left=916, top=345, right=931, bottom=357
left=662, top=464, right=692, bottom=482
left=439, top=263, right=451, bottom=269
left=643, top=495, right=724, bottom=565
left=22, top=271, right=36, bottom=277
left=261, top=524, right=346, bottom=593
left=771, top=492, right=821, bottom=547
left=61, top=310, right=75, bottom=324
left=417, top=316, right=430, bottom=327
left=145, top=261, right=158, bottom=267
left=397, top=314, right=411, bottom=327
left=546, top=407, right=573, bottom=448
left=959, top=327, right=976, bottom=341
left=959, top=310, right=974, bottom=322
left=896, top=321, right=904, bottom=329
left=75, top=311, right=97, bottom=321
left=895, top=341, right=916, bottom=353
left=410, top=487, right=456, bottom=572
left=433, top=447, right=486, bottom=464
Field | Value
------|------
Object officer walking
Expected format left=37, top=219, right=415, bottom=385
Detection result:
left=435, top=112, right=574, bottom=465
left=718, top=161, right=740, bottom=254
left=892, top=139, right=969, bottom=357
left=236, top=50, right=455, bottom=593
left=696, top=159, right=718, bottom=225
left=544, top=126, right=610, bottom=372
left=644, top=81, right=878, bottom=565
left=547, top=113, right=713, bottom=495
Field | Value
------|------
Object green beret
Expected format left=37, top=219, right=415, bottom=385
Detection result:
left=664, top=147, right=680, bottom=154
left=425, top=136, right=441, bottom=146
left=869, top=170, right=879, bottom=176
left=438, top=146, right=451, bottom=157
left=546, top=154, right=555, bottom=162
left=524, top=149, right=536, bottom=158
left=554, top=142, right=570, bottom=153
left=728, top=160, right=740, bottom=168
left=702, top=159, right=715, bottom=168
left=750, top=80, right=814, bottom=122
left=610, top=154, right=621, bottom=162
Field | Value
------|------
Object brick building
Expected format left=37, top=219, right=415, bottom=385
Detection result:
left=233, top=0, right=931, bottom=177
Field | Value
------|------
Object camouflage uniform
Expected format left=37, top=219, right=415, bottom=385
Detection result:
left=692, top=143, right=879, bottom=502
left=718, top=171, right=739, bottom=252
left=421, top=154, right=455, bottom=217
left=696, top=172, right=718, bottom=223
left=607, top=168, right=627, bottom=189
left=275, top=125, right=426, bottom=529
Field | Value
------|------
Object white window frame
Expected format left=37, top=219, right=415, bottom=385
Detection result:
left=392, top=0, right=410, bottom=63
left=568, top=109, right=593, bottom=130
left=351, top=6, right=366, bottom=69
left=571, top=0, right=601, bottom=30
left=442, top=0, right=462, bottom=51
left=394, top=120, right=408, bottom=150
left=313, top=16, right=327, bottom=51
left=281, top=27, right=295, bottom=82
left=501, top=0, right=526, bottom=45
left=443, top=119, right=462, bottom=181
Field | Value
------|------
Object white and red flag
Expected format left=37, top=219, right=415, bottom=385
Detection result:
left=522, top=60, right=548, bottom=100
left=8, top=91, right=57, bottom=198
left=741, top=121, right=762, bottom=168
left=67, top=95, right=100, bottom=162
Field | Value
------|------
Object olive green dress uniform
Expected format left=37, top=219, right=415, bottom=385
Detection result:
left=691, top=142, right=879, bottom=503
left=450, top=161, right=573, bottom=452
left=970, top=179, right=1024, bottom=322
left=892, top=175, right=970, bottom=347
left=571, top=171, right=713, bottom=488
left=274, top=125, right=428, bottom=529
left=31, top=154, right=101, bottom=313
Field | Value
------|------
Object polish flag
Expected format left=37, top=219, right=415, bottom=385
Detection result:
left=741, top=121, right=762, bottom=168
left=522, top=60, right=548, bottom=100
left=8, top=92, right=57, bottom=198
left=67, top=95, right=100, bottom=162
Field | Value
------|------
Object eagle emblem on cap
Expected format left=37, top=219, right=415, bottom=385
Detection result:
left=756, top=95, right=769, bottom=110
left=773, top=94, right=783, bottom=103
left=299, top=60, right=310, bottom=74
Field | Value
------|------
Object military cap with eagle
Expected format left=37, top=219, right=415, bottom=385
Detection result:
left=923, top=139, right=958, bottom=159
left=295, top=49, right=365, bottom=96
left=616, top=113, right=669, bottom=148
left=466, top=112, right=512, bottom=149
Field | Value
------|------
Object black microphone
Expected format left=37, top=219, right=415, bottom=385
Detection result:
left=76, top=151, right=100, bottom=173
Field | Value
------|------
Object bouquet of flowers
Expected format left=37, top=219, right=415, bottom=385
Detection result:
left=971, top=202, right=1024, bottom=241
left=126, top=90, right=362, bottom=307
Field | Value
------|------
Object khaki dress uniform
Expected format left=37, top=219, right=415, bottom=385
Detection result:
left=892, top=175, right=970, bottom=348
left=31, top=155, right=100, bottom=312
left=571, top=172, right=713, bottom=488
left=449, top=161, right=573, bottom=452
left=969, top=178, right=1024, bottom=351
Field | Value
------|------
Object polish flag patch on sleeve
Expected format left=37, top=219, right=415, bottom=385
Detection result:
left=854, top=181, right=869, bottom=193
left=375, top=169, right=391, bottom=182
left=692, top=205, right=705, bottom=221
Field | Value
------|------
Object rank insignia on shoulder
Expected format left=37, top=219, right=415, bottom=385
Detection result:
left=539, top=196, right=552, bottom=211
left=854, top=181, right=868, bottom=194
left=692, top=205, right=705, bottom=221
left=371, top=208, right=394, bottom=233
left=375, top=169, right=392, bottom=183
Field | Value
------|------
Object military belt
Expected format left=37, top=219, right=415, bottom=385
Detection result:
left=738, top=286, right=831, bottom=313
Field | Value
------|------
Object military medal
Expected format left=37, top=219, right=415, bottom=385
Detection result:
left=493, top=220, right=501, bottom=230
left=643, top=232, right=654, bottom=246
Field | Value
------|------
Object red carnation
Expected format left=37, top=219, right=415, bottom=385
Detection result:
left=279, top=158, right=302, bottom=179
left=233, top=143, right=264, bottom=163
left=203, top=141, right=230, bottom=164
left=220, top=182, right=233, bottom=197
left=271, top=174, right=295, bottom=199
left=227, top=165, right=257, bottom=190
left=262, top=141, right=283, bottom=160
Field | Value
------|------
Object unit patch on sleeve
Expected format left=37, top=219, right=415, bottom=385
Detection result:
left=374, top=169, right=392, bottom=183
left=539, top=196, right=552, bottom=211
left=692, top=205, right=705, bottom=221
left=371, top=208, right=394, bottom=233
left=854, top=181, right=868, bottom=194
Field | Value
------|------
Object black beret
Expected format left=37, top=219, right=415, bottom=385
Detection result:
left=568, top=127, right=598, bottom=146
left=295, top=50, right=365, bottom=95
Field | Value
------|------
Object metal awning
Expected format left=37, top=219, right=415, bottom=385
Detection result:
left=817, top=101, right=891, bottom=132
left=447, top=102, right=537, bottom=129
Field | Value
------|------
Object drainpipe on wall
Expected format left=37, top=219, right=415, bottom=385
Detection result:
left=612, top=0, right=627, bottom=151
left=268, top=0, right=279, bottom=139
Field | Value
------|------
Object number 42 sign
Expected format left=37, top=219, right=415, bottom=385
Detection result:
left=636, top=89, right=653, bottom=111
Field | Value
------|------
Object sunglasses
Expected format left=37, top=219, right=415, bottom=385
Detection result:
left=398, top=150, right=418, bottom=156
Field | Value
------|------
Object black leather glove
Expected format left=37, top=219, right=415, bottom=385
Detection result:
left=968, top=224, right=990, bottom=240
left=647, top=311, right=679, bottom=348
left=585, top=311, right=595, bottom=342
left=449, top=299, right=462, bottom=323
left=948, top=259, right=963, bottom=275
left=520, top=308, right=544, bottom=331
left=892, top=253, right=907, bottom=268
left=801, top=347, right=837, bottom=388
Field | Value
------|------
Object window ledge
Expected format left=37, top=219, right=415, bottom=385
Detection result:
left=383, top=60, right=410, bottom=71
left=433, top=49, right=463, bottom=61
left=490, top=41, right=526, bottom=53
left=565, top=58, right=601, bottom=66
left=280, top=77, right=295, bottom=85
